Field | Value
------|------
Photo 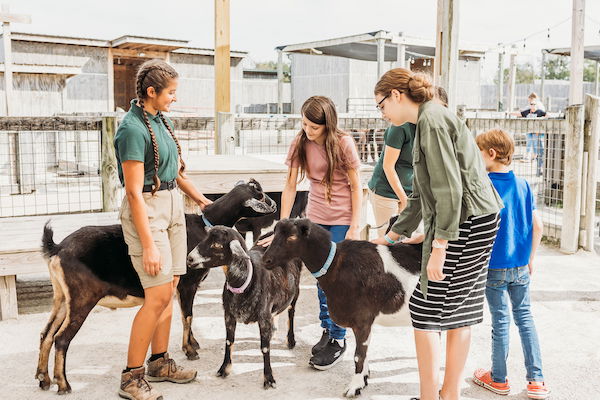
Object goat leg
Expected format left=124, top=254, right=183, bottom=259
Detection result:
left=344, top=325, right=372, bottom=398
left=258, top=314, right=276, bottom=389
left=286, top=291, right=299, bottom=349
left=217, top=312, right=236, bottom=378
left=53, top=299, right=97, bottom=395
left=36, top=299, right=66, bottom=390
left=177, top=274, right=203, bottom=359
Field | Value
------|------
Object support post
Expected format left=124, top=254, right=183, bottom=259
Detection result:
left=540, top=50, right=546, bottom=106
left=214, top=0, right=230, bottom=154
left=107, top=48, right=115, bottom=112
left=497, top=51, right=505, bottom=111
left=434, top=0, right=460, bottom=111
left=396, top=43, right=406, bottom=69
left=507, top=51, right=517, bottom=112
left=216, top=112, right=234, bottom=155
left=277, top=49, right=283, bottom=114
left=595, top=60, right=599, bottom=97
left=568, top=0, right=585, bottom=105
left=376, top=37, right=386, bottom=78
left=101, top=116, right=120, bottom=212
left=560, top=104, right=585, bottom=253
left=582, top=94, right=600, bottom=251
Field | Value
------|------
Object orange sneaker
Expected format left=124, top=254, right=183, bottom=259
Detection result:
left=527, top=381, right=550, bottom=399
left=472, top=369, right=511, bottom=395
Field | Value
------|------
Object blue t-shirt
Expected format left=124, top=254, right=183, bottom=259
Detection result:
left=488, top=171, right=536, bottom=269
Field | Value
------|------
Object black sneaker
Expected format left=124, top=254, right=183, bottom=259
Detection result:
left=309, top=338, right=346, bottom=370
left=311, top=329, right=330, bottom=355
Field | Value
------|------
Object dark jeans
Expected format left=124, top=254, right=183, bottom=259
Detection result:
left=316, top=224, right=349, bottom=340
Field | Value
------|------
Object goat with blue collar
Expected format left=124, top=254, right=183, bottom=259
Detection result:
left=262, top=218, right=422, bottom=398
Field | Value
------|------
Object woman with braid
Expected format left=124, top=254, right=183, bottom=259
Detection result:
left=114, top=59, right=212, bottom=400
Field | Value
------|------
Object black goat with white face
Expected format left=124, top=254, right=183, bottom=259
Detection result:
left=187, top=226, right=301, bottom=390
left=262, top=218, right=422, bottom=398
left=37, top=179, right=276, bottom=395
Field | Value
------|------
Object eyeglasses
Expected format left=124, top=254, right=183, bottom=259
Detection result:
left=530, top=103, right=537, bottom=106
left=376, top=94, right=389, bottom=111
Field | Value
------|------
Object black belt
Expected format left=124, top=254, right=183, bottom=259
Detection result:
left=142, top=180, right=177, bottom=193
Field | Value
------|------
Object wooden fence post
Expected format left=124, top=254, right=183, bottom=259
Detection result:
left=560, top=104, right=585, bottom=253
left=582, top=94, right=600, bottom=251
left=216, top=112, right=235, bottom=155
left=101, top=116, right=120, bottom=212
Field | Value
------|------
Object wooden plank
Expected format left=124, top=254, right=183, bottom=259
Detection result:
left=507, top=52, right=517, bottom=111
left=497, top=51, right=505, bottom=111
left=102, top=117, right=120, bottom=211
left=2, top=5, right=14, bottom=117
left=0, top=117, right=103, bottom=131
left=214, top=0, right=230, bottom=153
left=107, top=48, right=115, bottom=112
left=569, top=0, right=585, bottom=105
left=434, top=0, right=459, bottom=111
left=583, top=94, right=600, bottom=250
left=560, top=104, right=585, bottom=253
left=0, top=275, right=18, bottom=320
left=0, top=251, right=46, bottom=276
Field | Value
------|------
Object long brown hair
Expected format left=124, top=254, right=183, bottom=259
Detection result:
left=292, top=96, right=350, bottom=202
left=135, top=59, right=185, bottom=194
left=374, top=68, right=435, bottom=104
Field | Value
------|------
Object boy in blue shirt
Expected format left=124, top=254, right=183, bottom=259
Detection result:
left=472, top=129, right=549, bottom=399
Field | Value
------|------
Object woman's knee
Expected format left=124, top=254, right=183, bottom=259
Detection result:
left=144, top=283, right=174, bottom=312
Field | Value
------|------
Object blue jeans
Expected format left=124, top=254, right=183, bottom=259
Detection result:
left=486, top=266, right=544, bottom=383
left=525, top=133, right=544, bottom=175
left=316, top=224, right=349, bottom=340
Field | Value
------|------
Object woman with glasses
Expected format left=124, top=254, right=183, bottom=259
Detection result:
left=371, top=69, right=503, bottom=400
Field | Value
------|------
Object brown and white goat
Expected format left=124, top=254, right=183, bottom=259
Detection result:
left=262, top=218, right=422, bottom=398
left=36, top=179, right=276, bottom=394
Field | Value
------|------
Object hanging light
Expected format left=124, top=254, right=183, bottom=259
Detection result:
left=547, top=28, right=551, bottom=39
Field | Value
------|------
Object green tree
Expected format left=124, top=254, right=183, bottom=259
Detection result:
left=583, top=60, right=599, bottom=82
left=254, top=61, right=291, bottom=82
left=543, top=56, right=569, bottom=80
left=494, top=63, right=537, bottom=84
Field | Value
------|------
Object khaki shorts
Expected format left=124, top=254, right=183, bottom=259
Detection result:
left=368, top=189, right=424, bottom=237
left=120, top=189, right=187, bottom=289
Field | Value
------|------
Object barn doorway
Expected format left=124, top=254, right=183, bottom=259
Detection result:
left=113, top=57, right=146, bottom=111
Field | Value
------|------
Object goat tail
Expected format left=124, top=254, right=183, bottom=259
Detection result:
left=41, top=220, right=60, bottom=258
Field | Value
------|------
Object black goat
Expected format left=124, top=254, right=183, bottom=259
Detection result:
left=37, top=179, right=276, bottom=394
left=205, top=191, right=308, bottom=242
left=262, top=219, right=422, bottom=398
left=187, top=226, right=301, bottom=389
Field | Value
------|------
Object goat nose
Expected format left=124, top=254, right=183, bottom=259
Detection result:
left=187, top=255, right=195, bottom=264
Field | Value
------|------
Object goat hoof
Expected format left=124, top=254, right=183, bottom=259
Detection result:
left=183, top=348, right=199, bottom=361
left=216, top=364, right=231, bottom=378
left=363, top=375, right=369, bottom=386
left=287, top=338, right=296, bottom=349
left=38, top=379, right=51, bottom=391
left=189, top=336, right=200, bottom=350
left=344, top=387, right=361, bottom=398
left=263, top=376, right=276, bottom=389
left=57, top=385, right=72, bottom=395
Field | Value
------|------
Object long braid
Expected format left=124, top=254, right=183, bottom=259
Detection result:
left=159, top=113, right=186, bottom=176
left=136, top=66, right=161, bottom=195
left=139, top=99, right=161, bottom=194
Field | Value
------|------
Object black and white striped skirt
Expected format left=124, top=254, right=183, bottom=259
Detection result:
left=409, top=213, right=500, bottom=331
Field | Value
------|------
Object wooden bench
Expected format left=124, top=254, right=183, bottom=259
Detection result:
left=0, top=212, right=119, bottom=320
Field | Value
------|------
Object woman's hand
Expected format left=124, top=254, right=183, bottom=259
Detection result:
left=345, top=226, right=360, bottom=240
left=197, top=197, right=213, bottom=211
left=143, top=243, right=162, bottom=276
left=402, top=232, right=424, bottom=244
left=257, top=234, right=274, bottom=247
left=427, top=248, right=446, bottom=281
left=371, top=236, right=389, bottom=245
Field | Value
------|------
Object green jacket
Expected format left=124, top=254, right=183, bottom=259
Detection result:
left=390, top=101, right=503, bottom=296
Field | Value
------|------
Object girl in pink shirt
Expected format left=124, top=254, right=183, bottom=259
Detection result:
left=260, top=96, right=362, bottom=370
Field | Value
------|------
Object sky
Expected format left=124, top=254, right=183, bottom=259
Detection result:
left=7, top=0, right=600, bottom=83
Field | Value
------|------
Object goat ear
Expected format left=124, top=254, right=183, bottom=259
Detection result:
left=229, top=240, right=249, bottom=260
left=234, top=180, right=245, bottom=187
left=299, top=219, right=311, bottom=237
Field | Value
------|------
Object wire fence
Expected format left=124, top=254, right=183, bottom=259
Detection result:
left=0, top=114, right=581, bottom=247
left=467, top=117, right=568, bottom=243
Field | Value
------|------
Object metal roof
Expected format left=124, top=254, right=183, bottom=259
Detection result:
left=276, top=30, right=485, bottom=61
left=544, top=45, right=600, bottom=62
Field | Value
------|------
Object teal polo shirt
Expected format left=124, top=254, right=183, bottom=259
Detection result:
left=368, top=122, right=416, bottom=198
left=114, top=99, right=179, bottom=186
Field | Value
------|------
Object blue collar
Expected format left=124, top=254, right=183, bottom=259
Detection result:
left=201, top=214, right=213, bottom=227
left=312, top=241, right=337, bottom=278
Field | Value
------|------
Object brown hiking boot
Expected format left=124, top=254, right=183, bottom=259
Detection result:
left=147, top=353, right=197, bottom=384
left=119, top=367, right=163, bottom=400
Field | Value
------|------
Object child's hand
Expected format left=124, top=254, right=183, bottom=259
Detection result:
left=528, top=261, right=534, bottom=276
